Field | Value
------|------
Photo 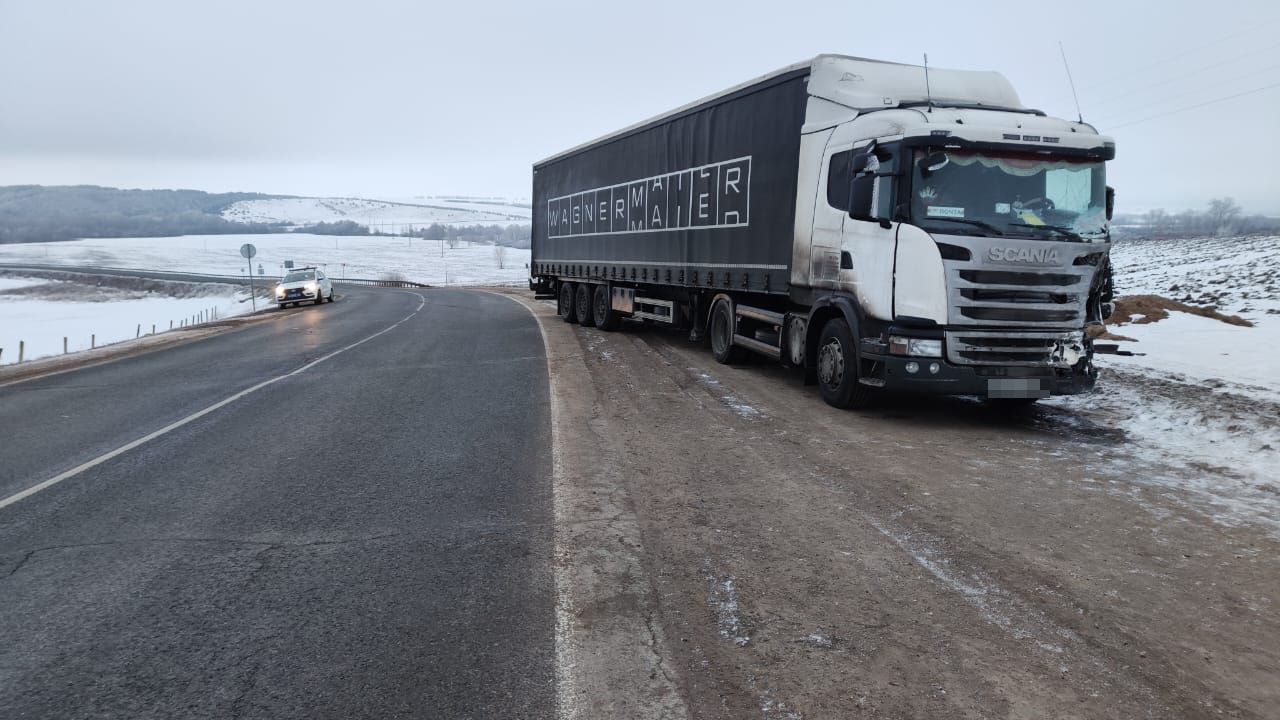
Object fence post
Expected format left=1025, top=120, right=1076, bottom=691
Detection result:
left=151, top=324, right=156, bottom=335
left=18, top=341, right=23, bottom=363
left=92, top=334, right=96, bottom=349
left=170, top=320, right=174, bottom=330
left=136, top=324, right=141, bottom=338
left=64, top=337, right=68, bottom=354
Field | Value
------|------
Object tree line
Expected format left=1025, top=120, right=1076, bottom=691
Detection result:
left=0, top=185, right=285, bottom=244
left=409, top=223, right=531, bottom=249
left=1118, top=198, right=1280, bottom=239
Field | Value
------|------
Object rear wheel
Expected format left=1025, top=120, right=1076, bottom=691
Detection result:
left=558, top=283, right=578, bottom=323
left=709, top=297, right=741, bottom=364
left=593, top=285, right=620, bottom=331
left=278, top=303, right=286, bottom=311
left=575, top=284, right=595, bottom=327
left=816, top=318, right=874, bottom=409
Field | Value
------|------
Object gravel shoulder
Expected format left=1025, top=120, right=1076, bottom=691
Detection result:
left=496, top=289, right=1280, bottom=719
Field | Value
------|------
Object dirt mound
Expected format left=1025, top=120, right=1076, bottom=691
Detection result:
left=1106, top=294, right=1254, bottom=328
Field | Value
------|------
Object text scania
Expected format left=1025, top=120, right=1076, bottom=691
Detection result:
left=547, top=157, right=751, bottom=238
left=988, top=246, right=1062, bottom=264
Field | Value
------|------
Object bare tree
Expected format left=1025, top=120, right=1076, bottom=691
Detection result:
left=493, top=244, right=507, bottom=269
left=1206, top=197, right=1241, bottom=235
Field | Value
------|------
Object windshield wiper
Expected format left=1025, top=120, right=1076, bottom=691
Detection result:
left=921, top=217, right=1005, bottom=236
left=1008, top=223, right=1085, bottom=242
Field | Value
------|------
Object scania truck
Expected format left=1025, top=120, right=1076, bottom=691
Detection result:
left=530, top=54, right=1115, bottom=408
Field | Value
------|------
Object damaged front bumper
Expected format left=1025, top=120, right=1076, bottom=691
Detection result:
left=859, top=327, right=1099, bottom=399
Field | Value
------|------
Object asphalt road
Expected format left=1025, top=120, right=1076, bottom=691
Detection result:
left=0, top=287, right=555, bottom=719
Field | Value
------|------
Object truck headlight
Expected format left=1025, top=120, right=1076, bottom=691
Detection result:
left=889, top=336, right=943, bottom=357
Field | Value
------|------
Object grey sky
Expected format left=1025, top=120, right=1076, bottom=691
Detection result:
left=2, top=0, right=1278, bottom=214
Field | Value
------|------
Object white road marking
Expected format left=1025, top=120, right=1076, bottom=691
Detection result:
left=0, top=293, right=426, bottom=512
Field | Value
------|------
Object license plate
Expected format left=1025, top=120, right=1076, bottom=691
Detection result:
left=987, top=378, right=1049, bottom=399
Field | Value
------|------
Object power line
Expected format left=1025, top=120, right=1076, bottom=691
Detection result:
left=1082, top=16, right=1280, bottom=92
left=1105, top=81, right=1280, bottom=130
left=1090, top=39, right=1280, bottom=108
left=1091, top=61, right=1280, bottom=125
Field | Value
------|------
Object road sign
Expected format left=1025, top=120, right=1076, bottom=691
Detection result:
left=240, top=243, right=257, bottom=259
left=284, top=260, right=294, bottom=269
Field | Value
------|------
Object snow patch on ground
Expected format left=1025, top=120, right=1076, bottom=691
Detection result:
left=0, top=234, right=530, bottom=287
left=691, top=369, right=764, bottom=418
left=705, top=566, right=751, bottom=647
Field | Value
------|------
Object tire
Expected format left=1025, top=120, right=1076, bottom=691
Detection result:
left=326, top=290, right=335, bottom=303
left=278, top=303, right=286, bottom=311
left=816, top=317, right=874, bottom=409
left=314, top=292, right=324, bottom=306
left=593, top=285, right=620, bottom=331
left=558, top=283, right=578, bottom=323
left=575, top=284, right=595, bottom=327
left=709, top=298, right=742, bottom=364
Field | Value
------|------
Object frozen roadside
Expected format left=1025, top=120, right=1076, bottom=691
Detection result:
left=0, top=269, right=276, bottom=366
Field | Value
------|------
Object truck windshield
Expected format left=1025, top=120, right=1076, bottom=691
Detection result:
left=908, top=149, right=1107, bottom=241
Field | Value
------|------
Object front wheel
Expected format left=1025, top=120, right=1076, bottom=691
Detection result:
left=816, top=318, right=874, bottom=409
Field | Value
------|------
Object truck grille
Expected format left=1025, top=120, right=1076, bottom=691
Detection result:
left=950, top=267, right=1088, bottom=326
left=936, top=236, right=1107, bottom=368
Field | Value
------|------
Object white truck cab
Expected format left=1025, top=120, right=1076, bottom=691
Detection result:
left=791, top=56, right=1114, bottom=405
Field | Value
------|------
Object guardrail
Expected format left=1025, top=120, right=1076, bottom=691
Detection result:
left=337, top=278, right=432, bottom=289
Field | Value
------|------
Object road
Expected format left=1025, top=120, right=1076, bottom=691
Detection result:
left=2, top=282, right=1277, bottom=719
left=0, top=287, right=555, bottom=719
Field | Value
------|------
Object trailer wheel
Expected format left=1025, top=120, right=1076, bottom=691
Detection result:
left=816, top=318, right=874, bottom=409
left=593, top=285, right=620, bottom=331
left=558, top=283, right=578, bottom=323
left=575, top=284, right=596, bottom=326
left=709, top=297, right=742, bottom=364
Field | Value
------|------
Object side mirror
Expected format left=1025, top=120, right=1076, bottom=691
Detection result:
left=1105, top=186, right=1115, bottom=221
left=849, top=174, right=876, bottom=221
left=917, top=152, right=949, bottom=176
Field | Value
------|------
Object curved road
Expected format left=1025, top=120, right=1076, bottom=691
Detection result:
left=0, top=287, right=554, bottom=718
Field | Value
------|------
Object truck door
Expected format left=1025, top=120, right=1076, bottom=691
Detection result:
left=813, top=138, right=896, bottom=320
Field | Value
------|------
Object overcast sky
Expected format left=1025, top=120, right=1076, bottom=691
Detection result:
left=2, top=0, right=1278, bottom=213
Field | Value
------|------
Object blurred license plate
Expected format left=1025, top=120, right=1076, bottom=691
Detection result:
left=987, top=378, right=1049, bottom=399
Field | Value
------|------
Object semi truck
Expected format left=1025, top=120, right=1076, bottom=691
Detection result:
left=530, top=54, right=1116, bottom=408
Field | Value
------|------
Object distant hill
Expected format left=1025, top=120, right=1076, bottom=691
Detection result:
left=0, top=185, right=286, bottom=244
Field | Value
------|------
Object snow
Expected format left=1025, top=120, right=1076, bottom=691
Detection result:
left=0, top=275, right=259, bottom=365
left=221, top=196, right=530, bottom=230
left=1044, top=233, right=1280, bottom=534
left=0, top=233, right=531, bottom=287
left=1104, top=311, right=1280, bottom=396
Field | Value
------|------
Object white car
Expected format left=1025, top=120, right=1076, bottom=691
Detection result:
left=275, top=267, right=334, bottom=309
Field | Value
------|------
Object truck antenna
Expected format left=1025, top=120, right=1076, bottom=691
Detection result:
left=1059, top=41, right=1084, bottom=123
left=923, top=53, right=934, bottom=113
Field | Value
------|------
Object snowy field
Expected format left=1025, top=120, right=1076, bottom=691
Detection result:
left=221, top=196, right=531, bottom=231
left=0, top=233, right=531, bottom=287
left=0, top=233, right=530, bottom=366
left=0, top=272, right=261, bottom=365
left=1046, top=234, right=1280, bottom=534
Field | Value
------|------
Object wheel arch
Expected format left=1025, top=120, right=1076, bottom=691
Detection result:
left=805, top=295, right=864, bottom=370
